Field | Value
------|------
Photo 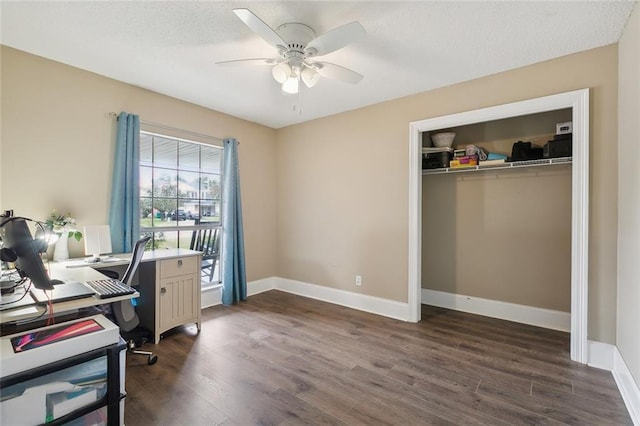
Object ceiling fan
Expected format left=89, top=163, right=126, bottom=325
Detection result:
left=218, top=8, right=366, bottom=94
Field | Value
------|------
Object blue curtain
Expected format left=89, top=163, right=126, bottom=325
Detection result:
left=221, top=138, right=247, bottom=305
left=109, top=112, right=140, bottom=253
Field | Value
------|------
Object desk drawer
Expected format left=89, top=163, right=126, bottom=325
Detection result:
left=159, top=256, right=198, bottom=278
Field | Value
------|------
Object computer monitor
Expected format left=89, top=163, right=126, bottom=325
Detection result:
left=83, top=225, right=112, bottom=260
left=1, top=217, right=54, bottom=290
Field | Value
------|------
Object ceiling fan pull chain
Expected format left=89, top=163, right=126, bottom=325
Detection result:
left=292, top=88, right=303, bottom=116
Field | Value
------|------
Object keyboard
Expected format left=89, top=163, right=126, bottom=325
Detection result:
left=84, top=279, right=136, bottom=299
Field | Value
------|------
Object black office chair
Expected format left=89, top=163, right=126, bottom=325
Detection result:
left=190, top=224, right=220, bottom=282
left=103, top=236, right=158, bottom=365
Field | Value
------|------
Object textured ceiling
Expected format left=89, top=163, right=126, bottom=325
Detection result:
left=1, top=1, right=635, bottom=129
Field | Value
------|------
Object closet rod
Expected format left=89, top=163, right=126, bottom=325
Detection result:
left=108, top=112, right=225, bottom=143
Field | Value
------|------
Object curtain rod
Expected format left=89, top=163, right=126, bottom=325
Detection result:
left=108, top=112, right=225, bottom=143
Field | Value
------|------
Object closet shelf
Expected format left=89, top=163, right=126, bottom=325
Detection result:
left=422, top=157, right=572, bottom=175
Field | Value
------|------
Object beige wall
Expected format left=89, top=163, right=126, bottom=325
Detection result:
left=0, top=46, right=278, bottom=282
left=617, top=3, right=640, bottom=390
left=277, top=44, right=619, bottom=343
left=276, top=107, right=410, bottom=301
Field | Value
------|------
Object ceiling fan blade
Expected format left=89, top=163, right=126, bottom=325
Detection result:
left=315, top=62, right=363, bottom=84
left=216, top=58, right=278, bottom=66
left=306, top=21, right=366, bottom=57
left=233, top=8, right=287, bottom=49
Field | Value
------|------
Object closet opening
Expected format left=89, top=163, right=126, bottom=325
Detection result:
left=408, top=89, right=589, bottom=363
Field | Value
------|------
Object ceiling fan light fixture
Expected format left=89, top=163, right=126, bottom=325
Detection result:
left=282, top=76, right=299, bottom=94
left=301, top=67, right=320, bottom=88
left=225, top=9, right=366, bottom=97
left=272, top=62, right=291, bottom=83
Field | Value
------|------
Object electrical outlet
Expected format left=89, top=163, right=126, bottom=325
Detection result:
left=355, top=275, right=362, bottom=286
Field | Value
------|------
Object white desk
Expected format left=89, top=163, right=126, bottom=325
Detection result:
left=62, top=249, right=203, bottom=344
left=1, top=249, right=202, bottom=344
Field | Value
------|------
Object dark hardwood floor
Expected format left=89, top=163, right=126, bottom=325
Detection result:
left=124, top=290, right=632, bottom=425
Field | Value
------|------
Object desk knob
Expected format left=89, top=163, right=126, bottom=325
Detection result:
left=178, top=260, right=183, bottom=267
left=160, top=287, right=167, bottom=295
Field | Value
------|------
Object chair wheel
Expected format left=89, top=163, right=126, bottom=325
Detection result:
left=148, top=355, right=158, bottom=365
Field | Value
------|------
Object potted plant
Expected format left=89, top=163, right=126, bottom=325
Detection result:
left=45, top=211, right=82, bottom=261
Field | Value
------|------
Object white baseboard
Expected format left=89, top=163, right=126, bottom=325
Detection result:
left=248, top=276, right=278, bottom=296
left=613, top=347, right=640, bottom=425
left=586, top=341, right=640, bottom=425
left=587, top=340, right=615, bottom=371
left=202, top=276, right=410, bottom=321
left=201, top=277, right=278, bottom=309
left=201, top=285, right=222, bottom=309
left=273, top=277, right=410, bottom=321
left=206, top=279, right=571, bottom=328
left=421, top=288, right=570, bottom=332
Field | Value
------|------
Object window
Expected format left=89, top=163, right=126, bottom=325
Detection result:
left=139, top=131, right=222, bottom=282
